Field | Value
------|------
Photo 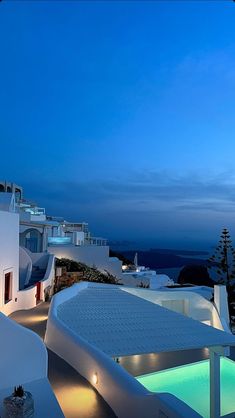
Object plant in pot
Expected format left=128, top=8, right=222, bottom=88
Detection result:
left=3, top=385, right=34, bottom=418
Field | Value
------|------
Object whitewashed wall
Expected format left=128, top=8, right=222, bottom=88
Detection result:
left=39, top=253, right=55, bottom=299
left=0, top=209, right=55, bottom=315
left=123, top=287, right=225, bottom=331
left=16, top=286, right=38, bottom=311
left=0, top=210, right=19, bottom=315
left=0, top=313, right=47, bottom=389
left=0, top=312, right=64, bottom=418
left=0, top=312, right=48, bottom=389
left=48, top=245, right=122, bottom=278
left=12, top=253, right=55, bottom=313
left=19, top=246, right=32, bottom=288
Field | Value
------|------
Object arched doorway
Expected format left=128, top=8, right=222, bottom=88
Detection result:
left=20, top=228, right=43, bottom=253
left=0, top=184, right=5, bottom=192
left=7, top=186, right=12, bottom=192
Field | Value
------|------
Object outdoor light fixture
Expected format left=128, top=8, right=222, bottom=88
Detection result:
left=92, top=372, right=98, bottom=385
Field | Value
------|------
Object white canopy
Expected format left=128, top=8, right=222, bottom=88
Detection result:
left=57, top=284, right=235, bottom=357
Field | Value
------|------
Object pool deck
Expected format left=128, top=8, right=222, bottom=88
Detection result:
left=119, top=341, right=235, bottom=377
left=118, top=347, right=210, bottom=376
left=10, top=303, right=116, bottom=418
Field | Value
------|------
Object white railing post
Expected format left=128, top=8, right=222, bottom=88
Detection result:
left=209, top=348, right=220, bottom=418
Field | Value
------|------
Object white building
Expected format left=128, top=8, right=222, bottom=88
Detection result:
left=0, top=180, right=122, bottom=316
left=0, top=181, right=122, bottom=278
left=0, top=182, right=54, bottom=315
left=0, top=201, right=55, bottom=315
left=0, top=183, right=63, bottom=417
left=0, top=205, right=19, bottom=315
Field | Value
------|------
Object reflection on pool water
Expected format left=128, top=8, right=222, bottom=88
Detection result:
left=136, top=357, right=235, bottom=418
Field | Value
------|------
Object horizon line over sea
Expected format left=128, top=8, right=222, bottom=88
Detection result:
left=109, top=239, right=216, bottom=254
left=111, top=242, right=213, bottom=282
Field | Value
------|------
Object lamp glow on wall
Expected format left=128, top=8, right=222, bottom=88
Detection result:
left=92, top=372, right=98, bottom=385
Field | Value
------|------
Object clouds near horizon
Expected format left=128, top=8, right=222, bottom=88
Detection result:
left=21, top=169, right=235, bottom=244
left=1, top=1, right=235, bottom=245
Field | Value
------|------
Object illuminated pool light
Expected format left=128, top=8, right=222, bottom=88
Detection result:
left=92, top=372, right=98, bottom=385
left=136, top=357, right=235, bottom=418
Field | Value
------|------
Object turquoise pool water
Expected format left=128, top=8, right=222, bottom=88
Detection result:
left=136, top=357, right=235, bottom=418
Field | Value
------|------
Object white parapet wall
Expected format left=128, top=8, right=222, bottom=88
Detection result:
left=48, top=244, right=122, bottom=279
left=0, top=312, right=64, bottom=417
left=0, top=210, right=41, bottom=315
left=0, top=312, right=48, bottom=389
left=19, top=246, right=33, bottom=288
left=0, top=210, right=20, bottom=315
left=123, top=286, right=226, bottom=331
left=1, top=248, right=55, bottom=315
left=39, top=253, right=55, bottom=299
left=45, top=283, right=201, bottom=418
left=26, top=250, right=55, bottom=299
left=214, top=285, right=230, bottom=331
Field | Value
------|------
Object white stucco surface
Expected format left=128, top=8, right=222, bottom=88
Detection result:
left=39, top=253, right=55, bottom=299
left=48, top=244, right=122, bottom=278
left=124, top=286, right=226, bottom=331
left=214, top=285, right=230, bottom=330
left=0, top=312, right=47, bottom=389
left=55, top=284, right=235, bottom=357
left=19, top=246, right=32, bottom=288
left=0, top=313, right=63, bottom=417
left=0, top=210, right=19, bottom=315
left=0, top=208, right=55, bottom=315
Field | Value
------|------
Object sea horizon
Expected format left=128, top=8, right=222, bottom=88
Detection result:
left=110, top=243, right=213, bottom=282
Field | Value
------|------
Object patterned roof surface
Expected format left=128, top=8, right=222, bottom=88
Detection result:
left=57, top=285, right=235, bottom=357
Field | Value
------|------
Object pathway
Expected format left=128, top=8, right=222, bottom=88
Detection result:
left=10, top=303, right=116, bottom=418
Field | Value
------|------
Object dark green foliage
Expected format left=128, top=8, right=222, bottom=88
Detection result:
left=13, top=386, right=25, bottom=398
left=207, top=228, right=235, bottom=286
left=177, top=264, right=214, bottom=287
left=109, top=250, right=132, bottom=266
left=56, top=258, right=85, bottom=272
left=55, top=258, right=120, bottom=285
left=178, top=265, right=213, bottom=287
left=44, top=286, right=51, bottom=302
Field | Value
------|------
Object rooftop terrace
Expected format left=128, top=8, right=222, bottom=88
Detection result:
left=56, top=285, right=235, bottom=357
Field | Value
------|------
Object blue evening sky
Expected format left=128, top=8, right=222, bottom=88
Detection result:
left=1, top=0, right=235, bottom=248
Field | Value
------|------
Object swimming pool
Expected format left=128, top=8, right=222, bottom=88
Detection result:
left=136, top=357, right=235, bottom=418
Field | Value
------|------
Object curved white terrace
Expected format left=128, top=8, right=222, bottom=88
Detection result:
left=56, top=284, right=235, bottom=357
left=46, top=282, right=235, bottom=418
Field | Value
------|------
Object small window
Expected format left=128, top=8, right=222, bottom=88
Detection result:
left=4, top=272, right=12, bottom=304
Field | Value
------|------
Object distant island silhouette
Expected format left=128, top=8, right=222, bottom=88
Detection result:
left=114, top=248, right=209, bottom=270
